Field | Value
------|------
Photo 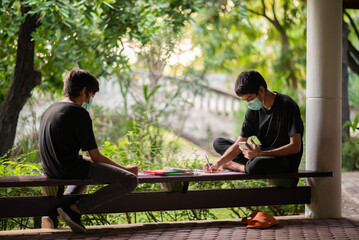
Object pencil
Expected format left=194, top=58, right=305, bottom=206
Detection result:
left=205, top=155, right=211, bottom=168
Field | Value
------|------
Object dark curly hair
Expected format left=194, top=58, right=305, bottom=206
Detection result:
left=234, top=70, right=267, bottom=97
left=63, top=69, right=99, bottom=98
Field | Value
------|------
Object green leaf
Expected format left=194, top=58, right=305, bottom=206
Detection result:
left=143, top=84, right=149, bottom=101
left=103, top=1, right=115, bottom=9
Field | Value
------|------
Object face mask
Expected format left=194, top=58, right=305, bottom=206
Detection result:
left=82, top=97, right=93, bottom=111
left=247, top=97, right=263, bottom=111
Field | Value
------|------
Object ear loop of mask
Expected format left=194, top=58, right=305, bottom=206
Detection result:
left=82, top=90, right=93, bottom=111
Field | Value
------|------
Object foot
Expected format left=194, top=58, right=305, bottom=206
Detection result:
left=57, top=206, right=86, bottom=233
left=41, top=215, right=59, bottom=228
left=222, top=161, right=245, bottom=172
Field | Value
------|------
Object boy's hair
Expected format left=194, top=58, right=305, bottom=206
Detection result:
left=63, top=69, right=99, bottom=98
left=234, top=70, right=267, bottom=97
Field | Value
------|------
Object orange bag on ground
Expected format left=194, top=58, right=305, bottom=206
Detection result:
left=241, top=210, right=279, bottom=229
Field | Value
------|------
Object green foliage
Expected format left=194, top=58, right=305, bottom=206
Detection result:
left=190, top=0, right=306, bottom=89
left=0, top=149, right=41, bottom=177
left=98, top=109, right=196, bottom=169
left=342, top=137, right=359, bottom=171
left=0, top=148, right=43, bottom=230
left=0, top=0, right=206, bottom=106
left=342, top=116, right=359, bottom=171
left=0, top=1, right=19, bottom=104
left=100, top=117, right=166, bottom=167
left=347, top=116, right=359, bottom=133
left=348, top=70, right=359, bottom=112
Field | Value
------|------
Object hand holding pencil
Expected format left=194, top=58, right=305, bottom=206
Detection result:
left=203, top=155, right=220, bottom=173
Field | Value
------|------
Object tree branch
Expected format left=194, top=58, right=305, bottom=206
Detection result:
left=272, top=0, right=278, bottom=23
left=348, top=52, right=359, bottom=75
left=261, top=0, right=266, bottom=16
left=243, top=1, right=285, bottom=40
left=344, top=10, right=359, bottom=40
left=245, top=5, right=278, bottom=31
left=348, top=40, right=359, bottom=61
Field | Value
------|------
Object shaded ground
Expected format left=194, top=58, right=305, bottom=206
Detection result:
left=1, top=217, right=359, bottom=240
left=342, top=172, right=359, bottom=218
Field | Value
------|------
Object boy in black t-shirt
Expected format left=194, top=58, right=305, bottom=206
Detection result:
left=39, top=69, right=139, bottom=233
left=204, top=70, right=304, bottom=175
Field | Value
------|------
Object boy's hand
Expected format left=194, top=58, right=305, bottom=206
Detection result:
left=203, top=162, right=219, bottom=173
left=209, top=162, right=220, bottom=172
left=241, top=139, right=262, bottom=159
left=125, top=165, right=139, bottom=176
left=203, top=163, right=212, bottom=172
left=203, top=162, right=212, bottom=172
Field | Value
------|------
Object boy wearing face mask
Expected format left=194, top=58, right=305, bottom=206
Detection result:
left=204, top=70, right=303, bottom=175
left=39, top=69, right=139, bottom=233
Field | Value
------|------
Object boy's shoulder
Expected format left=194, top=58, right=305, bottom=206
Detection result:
left=43, top=102, right=88, bottom=119
left=277, top=93, right=299, bottom=107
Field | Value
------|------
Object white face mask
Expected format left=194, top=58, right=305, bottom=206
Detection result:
left=82, top=97, right=93, bottom=111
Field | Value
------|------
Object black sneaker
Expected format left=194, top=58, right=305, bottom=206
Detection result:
left=41, top=215, right=59, bottom=228
left=57, top=206, right=86, bottom=233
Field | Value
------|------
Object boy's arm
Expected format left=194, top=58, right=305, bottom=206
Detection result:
left=242, top=133, right=301, bottom=159
left=87, top=148, right=139, bottom=175
left=205, top=136, right=248, bottom=172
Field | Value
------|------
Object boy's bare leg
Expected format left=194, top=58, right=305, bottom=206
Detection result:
left=222, top=161, right=245, bottom=172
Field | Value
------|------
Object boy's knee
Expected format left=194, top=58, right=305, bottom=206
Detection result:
left=245, top=157, right=285, bottom=175
left=127, top=174, right=139, bottom=192
left=245, top=161, right=266, bottom=175
left=213, top=137, right=226, bottom=151
left=113, top=174, right=138, bottom=193
left=245, top=165, right=261, bottom=175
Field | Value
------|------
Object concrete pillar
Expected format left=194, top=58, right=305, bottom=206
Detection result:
left=305, top=0, right=342, bottom=218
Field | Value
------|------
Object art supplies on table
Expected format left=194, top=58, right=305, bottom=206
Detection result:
left=163, top=167, right=193, bottom=172
left=143, top=169, right=194, bottom=176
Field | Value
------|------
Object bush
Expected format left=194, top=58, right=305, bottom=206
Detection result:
left=0, top=149, right=43, bottom=230
left=342, top=116, right=359, bottom=171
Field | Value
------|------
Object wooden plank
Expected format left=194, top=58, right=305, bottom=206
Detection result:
left=0, top=176, right=99, bottom=187
left=0, top=187, right=310, bottom=218
left=0, top=195, right=81, bottom=218
left=139, top=170, right=333, bottom=183
left=0, top=170, right=333, bottom=187
left=90, top=187, right=311, bottom=214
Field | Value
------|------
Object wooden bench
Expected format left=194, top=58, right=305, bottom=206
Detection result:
left=0, top=170, right=332, bottom=218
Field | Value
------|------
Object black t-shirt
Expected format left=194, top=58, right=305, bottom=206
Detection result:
left=39, top=102, right=97, bottom=178
left=240, top=92, right=304, bottom=166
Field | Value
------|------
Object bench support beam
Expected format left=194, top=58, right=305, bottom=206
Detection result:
left=0, top=187, right=310, bottom=218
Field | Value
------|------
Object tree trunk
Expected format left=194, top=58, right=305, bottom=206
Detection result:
left=0, top=6, right=41, bottom=157
left=265, top=11, right=298, bottom=88
left=342, top=21, right=350, bottom=141
left=280, top=40, right=298, bottom=89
